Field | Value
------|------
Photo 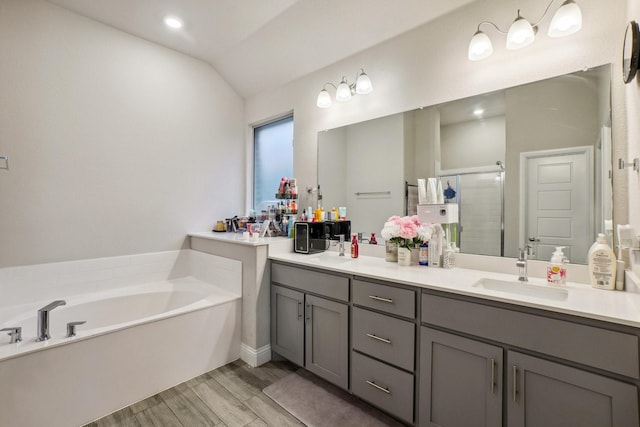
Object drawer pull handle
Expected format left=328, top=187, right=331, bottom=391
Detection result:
left=490, top=358, right=496, bottom=394
left=512, top=365, right=518, bottom=402
left=366, top=380, right=390, bottom=394
left=368, top=295, right=393, bottom=303
left=366, top=333, right=392, bottom=344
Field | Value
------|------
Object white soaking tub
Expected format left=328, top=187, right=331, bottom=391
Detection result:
left=0, top=249, right=242, bottom=427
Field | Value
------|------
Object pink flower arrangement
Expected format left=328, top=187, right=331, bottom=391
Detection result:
left=381, top=215, right=437, bottom=249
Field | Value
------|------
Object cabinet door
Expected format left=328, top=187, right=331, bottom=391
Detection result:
left=508, top=351, right=639, bottom=427
left=419, top=327, right=503, bottom=427
left=271, top=285, right=304, bottom=366
left=305, top=294, right=349, bottom=389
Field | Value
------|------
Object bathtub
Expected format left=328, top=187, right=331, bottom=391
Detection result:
left=0, top=249, right=242, bottom=427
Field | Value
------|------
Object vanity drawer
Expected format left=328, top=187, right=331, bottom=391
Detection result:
left=271, top=262, right=349, bottom=302
left=422, top=293, right=640, bottom=379
left=352, top=307, right=415, bottom=371
left=353, top=279, right=415, bottom=318
left=351, top=351, right=414, bottom=424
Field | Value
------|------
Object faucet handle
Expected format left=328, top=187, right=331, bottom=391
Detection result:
left=1, top=327, right=22, bottom=344
left=66, top=321, right=86, bottom=338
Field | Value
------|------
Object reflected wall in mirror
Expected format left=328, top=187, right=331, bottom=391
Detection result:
left=318, top=65, right=612, bottom=264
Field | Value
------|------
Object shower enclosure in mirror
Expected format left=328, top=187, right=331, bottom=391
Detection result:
left=317, top=64, right=612, bottom=264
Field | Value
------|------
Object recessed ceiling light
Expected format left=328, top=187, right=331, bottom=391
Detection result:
left=164, top=16, right=184, bottom=29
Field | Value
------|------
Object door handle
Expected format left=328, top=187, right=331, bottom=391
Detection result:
left=297, top=301, right=302, bottom=319
left=490, top=358, right=496, bottom=394
left=513, top=365, right=518, bottom=402
left=305, top=303, right=311, bottom=321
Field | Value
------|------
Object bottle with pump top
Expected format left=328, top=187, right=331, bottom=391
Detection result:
left=547, top=247, right=567, bottom=285
left=588, top=233, right=616, bottom=290
left=351, top=234, right=359, bottom=258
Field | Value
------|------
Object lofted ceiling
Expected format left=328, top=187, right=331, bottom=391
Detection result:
left=45, top=0, right=476, bottom=98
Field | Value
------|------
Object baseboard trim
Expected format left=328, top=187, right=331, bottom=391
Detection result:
left=241, top=343, right=271, bottom=367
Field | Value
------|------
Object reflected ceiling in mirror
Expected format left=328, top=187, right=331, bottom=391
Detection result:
left=317, top=64, right=612, bottom=264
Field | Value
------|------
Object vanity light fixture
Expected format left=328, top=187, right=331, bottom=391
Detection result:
left=468, top=0, right=582, bottom=61
left=164, top=16, right=184, bottom=30
left=316, top=69, right=372, bottom=108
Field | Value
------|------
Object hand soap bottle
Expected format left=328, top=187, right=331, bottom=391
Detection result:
left=588, top=233, right=616, bottom=290
left=547, top=247, right=567, bottom=285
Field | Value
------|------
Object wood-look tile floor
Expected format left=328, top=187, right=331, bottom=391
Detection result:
left=85, top=359, right=306, bottom=427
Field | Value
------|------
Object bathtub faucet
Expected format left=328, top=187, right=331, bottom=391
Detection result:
left=36, top=300, right=66, bottom=342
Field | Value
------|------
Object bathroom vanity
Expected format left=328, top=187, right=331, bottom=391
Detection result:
left=269, top=253, right=640, bottom=427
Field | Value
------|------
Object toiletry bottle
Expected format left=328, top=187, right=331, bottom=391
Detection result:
left=443, top=243, right=455, bottom=269
left=369, top=233, right=377, bottom=245
left=419, top=242, right=429, bottom=266
left=588, top=233, right=616, bottom=290
left=547, top=247, right=567, bottom=285
left=351, top=234, right=359, bottom=258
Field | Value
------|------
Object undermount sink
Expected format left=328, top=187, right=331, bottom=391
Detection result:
left=473, top=278, right=569, bottom=301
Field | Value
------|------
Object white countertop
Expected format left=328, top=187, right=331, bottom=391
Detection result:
left=269, top=251, right=640, bottom=329
left=189, top=231, right=291, bottom=247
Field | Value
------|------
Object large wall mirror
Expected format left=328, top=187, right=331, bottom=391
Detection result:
left=318, top=64, right=612, bottom=264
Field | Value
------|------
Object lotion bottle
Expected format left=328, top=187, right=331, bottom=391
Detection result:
left=588, top=233, right=616, bottom=290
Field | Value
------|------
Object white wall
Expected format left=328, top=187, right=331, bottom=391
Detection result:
left=0, top=0, right=244, bottom=267
left=245, top=0, right=627, bottom=240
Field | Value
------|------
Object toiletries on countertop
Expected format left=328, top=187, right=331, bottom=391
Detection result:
left=419, top=243, right=429, bottom=266
left=351, top=234, right=359, bottom=258
left=546, top=247, right=567, bottom=285
left=588, top=233, right=616, bottom=290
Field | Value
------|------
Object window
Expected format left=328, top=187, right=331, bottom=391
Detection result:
left=253, top=115, right=294, bottom=211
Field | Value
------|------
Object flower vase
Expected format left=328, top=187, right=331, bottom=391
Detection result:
left=385, top=241, right=398, bottom=262
left=397, top=247, right=412, bottom=266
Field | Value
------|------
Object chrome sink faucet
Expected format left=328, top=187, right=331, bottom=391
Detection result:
left=333, top=234, right=345, bottom=256
left=517, top=248, right=528, bottom=282
left=36, top=300, right=66, bottom=342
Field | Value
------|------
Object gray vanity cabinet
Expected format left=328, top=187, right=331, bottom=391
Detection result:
left=271, top=262, right=349, bottom=390
left=271, top=285, right=304, bottom=366
left=508, top=351, right=639, bottom=427
left=419, top=327, right=503, bottom=427
left=421, top=292, right=640, bottom=427
left=305, top=294, right=349, bottom=389
left=351, top=279, right=417, bottom=424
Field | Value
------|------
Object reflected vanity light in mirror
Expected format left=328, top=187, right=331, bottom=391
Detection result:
left=468, top=0, right=582, bottom=61
left=163, top=16, right=184, bottom=29
left=317, top=64, right=612, bottom=265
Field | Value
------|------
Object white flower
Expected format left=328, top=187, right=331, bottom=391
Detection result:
left=381, top=221, right=401, bottom=240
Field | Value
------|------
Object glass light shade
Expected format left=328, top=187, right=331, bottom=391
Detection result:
left=316, top=89, right=331, bottom=108
left=468, top=30, right=493, bottom=61
left=507, top=16, right=535, bottom=50
left=164, top=16, right=184, bottom=29
left=548, top=0, right=582, bottom=38
left=355, top=72, right=373, bottom=95
left=335, top=80, right=352, bottom=102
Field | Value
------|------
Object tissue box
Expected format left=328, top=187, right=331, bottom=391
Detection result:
left=417, top=204, right=458, bottom=224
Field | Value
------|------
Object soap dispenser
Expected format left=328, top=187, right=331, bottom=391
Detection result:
left=588, top=233, right=616, bottom=290
left=547, top=247, right=567, bottom=285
